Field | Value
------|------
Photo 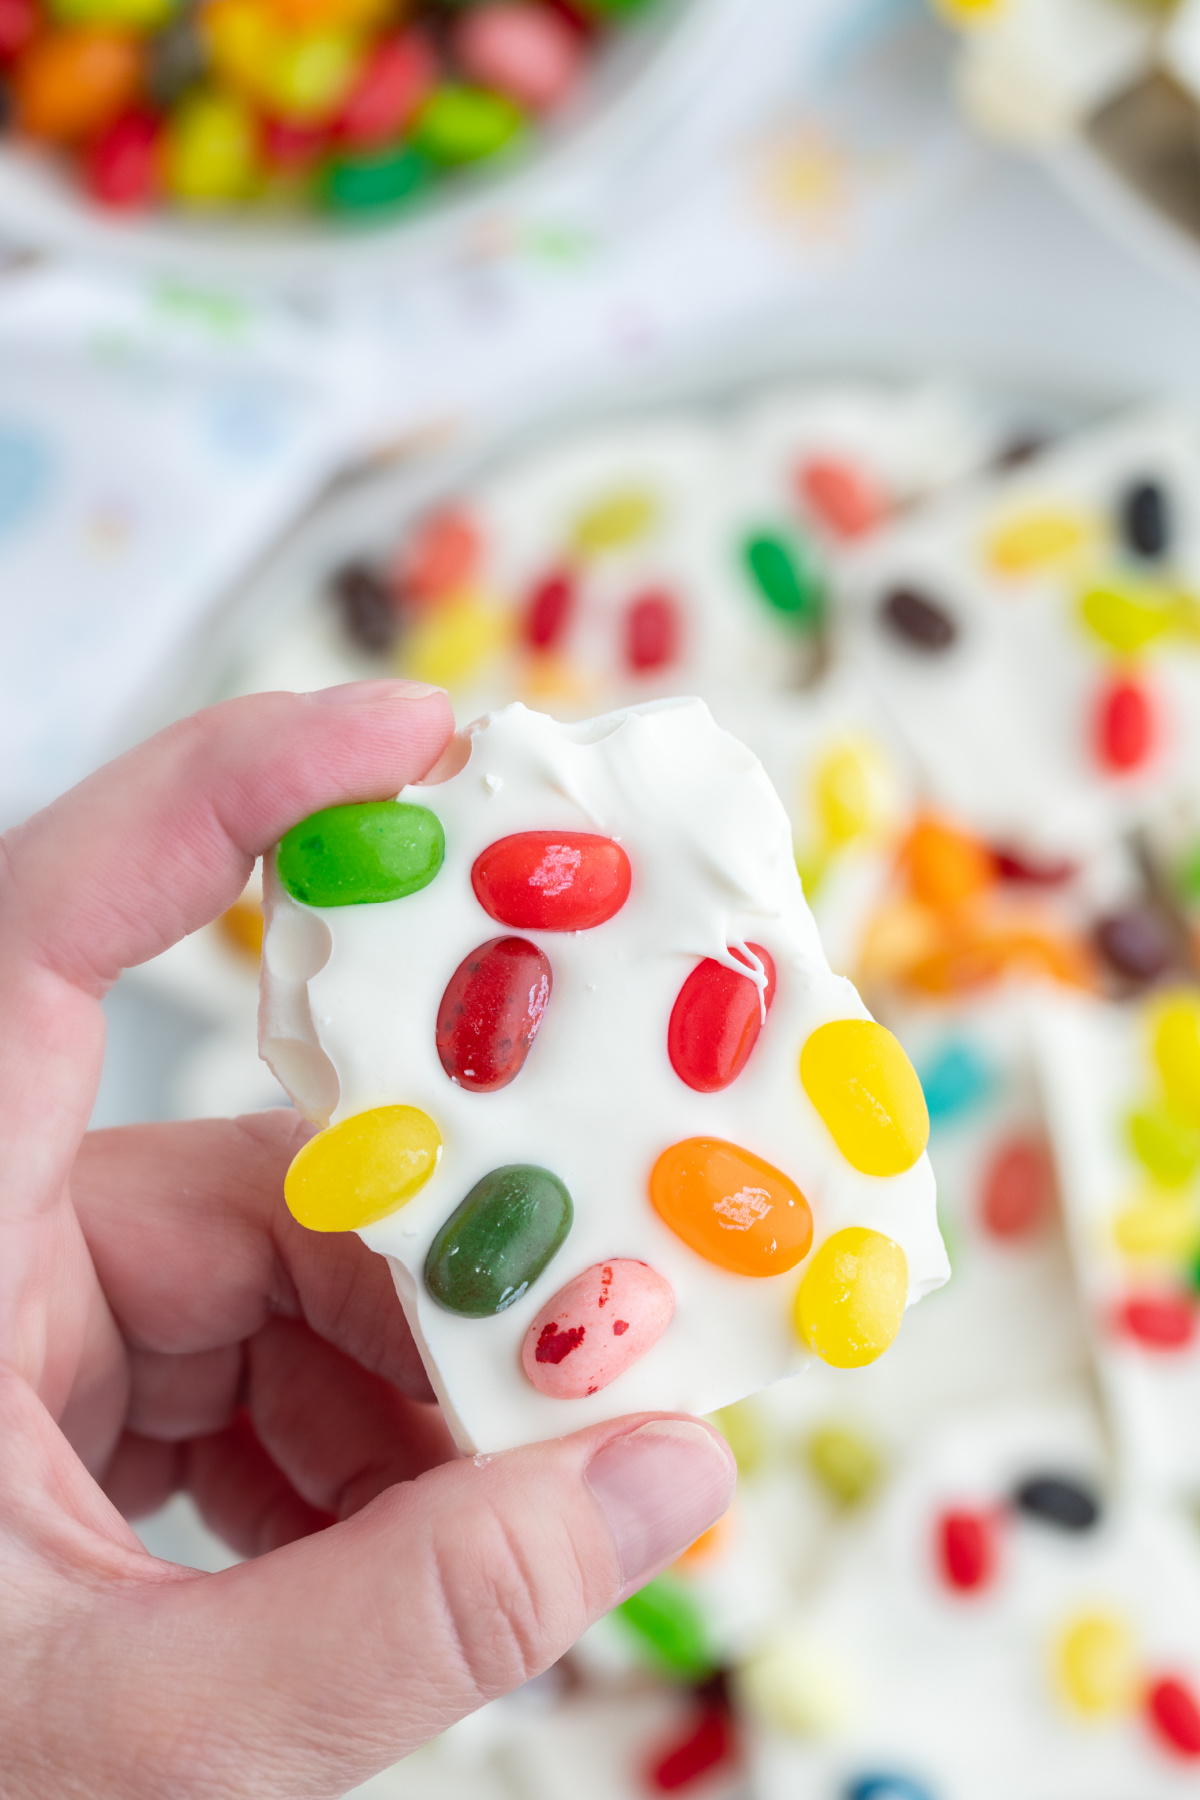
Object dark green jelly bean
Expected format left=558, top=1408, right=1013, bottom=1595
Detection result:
left=424, top=1164, right=572, bottom=1317
left=320, top=145, right=431, bottom=214
left=277, top=801, right=444, bottom=906
left=615, top=1575, right=715, bottom=1682
left=742, top=531, right=824, bottom=632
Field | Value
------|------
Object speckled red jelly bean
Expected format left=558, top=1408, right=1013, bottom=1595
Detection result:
left=436, top=935, right=551, bottom=1092
left=456, top=1, right=583, bottom=111
left=521, top=1258, right=673, bottom=1398
left=473, top=830, right=631, bottom=930
left=1146, top=1676, right=1200, bottom=1757
left=523, top=568, right=575, bottom=650
left=938, top=1509, right=996, bottom=1592
left=668, top=945, right=776, bottom=1093
left=797, top=456, right=885, bottom=540
left=1117, top=1293, right=1196, bottom=1350
left=648, top=1699, right=735, bottom=1792
left=624, top=589, right=681, bottom=673
left=980, top=1136, right=1053, bottom=1239
left=1095, top=673, right=1154, bottom=772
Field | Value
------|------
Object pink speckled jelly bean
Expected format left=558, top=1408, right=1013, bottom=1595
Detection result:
left=521, top=1258, right=674, bottom=1398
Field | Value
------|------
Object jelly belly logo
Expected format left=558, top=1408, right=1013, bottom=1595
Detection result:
left=0, top=424, right=54, bottom=546
left=713, top=1187, right=773, bottom=1231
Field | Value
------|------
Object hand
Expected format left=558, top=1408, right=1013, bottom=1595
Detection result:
left=0, top=680, right=735, bottom=1800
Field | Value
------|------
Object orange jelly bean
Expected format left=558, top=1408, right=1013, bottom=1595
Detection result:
left=16, top=26, right=142, bottom=142
left=905, top=816, right=995, bottom=910
left=650, top=1138, right=812, bottom=1277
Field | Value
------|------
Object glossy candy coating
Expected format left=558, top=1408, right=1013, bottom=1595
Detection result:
left=986, top=508, right=1088, bottom=575
left=523, top=568, right=574, bottom=650
left=285, top=1104, right=440, bottom=1231
left=879, top=585, right=957, bottom=651
left=1146, top=1676, right=1200, bottom=1757
left=798, top=455, right=885, bottom=539
left=1117, top=1292, right=1196, bottom=1349
left=1095, top=673, right=1154, bottom=773
left=163, top=88, right=259, bottom=203
left=1128, top=1104, right=1200, bottom=1187
left=1121, top=478, right=1171, bottom=559
left=265, top=27, right=361, bottom=124
left=648, top=1702, right=733, bottom=1793
left=336, top=30, right=433, bottom=146
left=813, top=741, right=887, bottom=846
left=472, top=829, right=631, bottom=930
left=321, top=141, right=429, bottom=209
left=795, top=1228, right=908, bottom=1368
left=1079, top=580, right=1176, bottom=655
left=1013, top=1473, right=1100, bottom=1531
left=743, top=531, right=823, bottom=631
left=980, top=1136, right=1053, bottom=1238
left=412, top=81, right=523, bottom=165
left=521, top=1257, right=673, bottom=1396
left=436, top=935, right=551, bottom=1092
left=938, top=1509, right=995, bottom=1591
left=1153, top=994, right=1200, bottom=1125
left=800, top=1018, right=929, bottom=1176
left=1054, top=1612, right=1136, bottom=1715
left=615, top=1574, right=714, bottom=1681
left=425, top=1163, right=572, bottom=1316
left=650, top=1138, right=811, bottom=1277
left=16, top=25, right=141, bottom=141
left=805, top=1423, right=883, bottom=1506
left=401, top=589, right=506, bottom=687
left=456, top=0, right=581, bottom=110
left=667, top=944, right=776, bottom=1094
left=624, top=589, right=681, bottom=673
left=278, top=800, right=444, bottom=906
left=572, top=487, right=657, bottom=555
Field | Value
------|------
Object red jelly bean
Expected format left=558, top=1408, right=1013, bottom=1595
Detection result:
left=991, top=845, right=1078, bottom=885
left=938, top=1509, right=996, bottom=1592
left=1117, top=1294, right=1196, bottom=1350
left=668, top=945, right=776, bottom=1094
left=1147, top=1676, right=1200, bottom=1757
left=649, top=1702, right=736, bottom=1792
left=0, top=0, right=38, bottom=63
left=624, top=588, right=681, bottom=673
left=472, top=831, right=631, bottom=930
left=980, top=1136, right=1054, bottom=1239
left=262, top=118, right=328, bottom=172
left=393, top=506, right=481, bottom=605
left=456, top=1, right=582, bottom=111
left=337, top=31, right=434, bottom=150
left=1095, top=673, right=1155, bottom=772
left=436, top=936, right=551, bottom=1092
left=523, top=568, right=575, bottom=651
left=86, top=109, right=161, bottom=209
left=797, top=455, right=886, bottom=540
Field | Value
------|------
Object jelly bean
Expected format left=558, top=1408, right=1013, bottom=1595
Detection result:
left=1128, top=1104, right=1200, bottom=1187
left=472, top=830, right=631, bottom=930
left=812, top=741, right=890, bottom=848
left=262, top=116, right=328, bottom=173
left=456, top=2, right=582, bottom=111
left=163, top=88, right=259, bottom=204
left=1013, top=1473, right=1100, bottom=1531
left=321, top=142, right=429, bottom=211
left=279, top=801, right=443, bottom=907
left=285, top=1104, right=440, bottom=1231
left=436, top=936, right=552, bottom=1092
left=336, top=30, right=434, bottom=147
left=1095, top=905, right=1174, bottom=985
left=879, top=585, right=957, bottom=651
left=994, top=430, right=1051, bottom=467
left=667, top=944, right=776, bottom=1094
left=201, top=0, right=275, bottom=94
left=795, top=1228, right=908, bottom=1368
left=919, top=1038, right=991, bottom=1124
left=1116, top=1292, right=1196, bottom=1349
left=53, top=0, right=170, bottom=29
left=738, top=1630, right=855, bottom=1735
left=1114, top=1191, right=1200, bottom=1261
left=647, top=1700, right=733, bottom=1793
left=743, top=531, right=824, bottom=631
left=401, top=590, right=506, bottom=687
left=1178, top=842, right=1200, bottom=904
left=265, top=28, right=361, bottom=124
left=845, top=1777, right=934, bottom=1800
left=85, top=107, right=160, bottom=207
left=650, top=1138, right=811, bottom=1277
left=624, top=588, right=681, bottom=673
left=615, top=1574, right=714, bottom=1680
left=1095, top=672, right=1154, bottom=773
left=1152, top=994, right=1200, bottom=1125
left=572, top=487, right=657, bottom=555
left=797, top=455, right=885, bottom=540
left=799, top=1018, right=929, bottom=1176
left=990, top=844, right=1077, bottom=885
left=16, top=26, right=142, bottom=141
left=330, top=559, right=400, bottom=653
left=523, top=568, right=575, bottom=651
left=425, top=1163, right=571, bottom=1316
left=805, top=1423, right=883, bottom=1507
left=710, top=1400, right=764, bottom=1474
left=1054, top=1612, right=1136, bottom=1715
left=985, top=508, right=1089, bottom=575
left=937, top=1509, right=995, bottom=1592
left=216, top=893, right=263, bottom=963
left=905, top=926, right=1088, bottom=997
left=1121, top=477, right=1171, bottom=559
left=980, top=1136, right=1054, bottom=1238
left=905, top=817, right=994, bottom=910
left=411, top=82, right=524, bottom=165
left=1146, top=1675, right=1200, bottom=1757
left=1079, top=580, right=1176, bottom=655
left=521, top=1258, right=674, bottom=1396
left=0, top=0, right=38, bottom=61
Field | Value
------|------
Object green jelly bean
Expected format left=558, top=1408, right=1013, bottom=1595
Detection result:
left=1178, top=843, right=1200, bottom=904
left=1127, top=1104, right=1200, bottom=1188
left=412, top=85, right=525, bottom=166
left=425, top=1164, right=572, bottom=1317
left=615, top=1576, right=714, bottom=1681
left=709, top=1399, right=765, bottom=1476
left=320, top=145, right=431, bottom=214
left=277, top=801, right=444, bottom=906
left=743, top=530, right=824, bottom=631
left=805, top=1423, right=883, bottom=1507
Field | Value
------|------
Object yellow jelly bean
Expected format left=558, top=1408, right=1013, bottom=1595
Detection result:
left=1053, top=1612, right=1137, bottom=1716
left=571, top=488, right=658, bottom=556
left=805, top=1423, right=883, bottom=1506
left=794, top=1227, right=908, bottom=1368
left=1113, top=1189, right=1200, bottom=1262
left=1152, top=993, right=1200, bottom=1126
left=800, top=1017, right=929, bottom=1175
left=1079, top=580, right=1177, bottom=656
left=265, top=27, right=360, bottom=123
left=736, top=1630, right=856, bottom=1736
left=812, top=740, right=890, bottom=849
left=284, top=1105, right=440, bottom=1231
left=201, top=0, right=278, bottom=93
left=710, top=1400, right=765, bottom=1475
left=1127, top=1103, right=1200, bottom=1187
left=216, top=895, right=263, bottom=963
left=400, top=590, right=508, bottom=689
left=985, top=509, right=1091, bottom=575
left=164, top=89, right=260, bottom=206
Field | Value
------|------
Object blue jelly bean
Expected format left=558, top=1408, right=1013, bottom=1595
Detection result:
left=846, top=1775, right=936, bottom=1800
left=919, top=1038, right=992, bottom=1125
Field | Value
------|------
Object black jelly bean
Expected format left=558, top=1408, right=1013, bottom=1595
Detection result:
left=1121, top=479, right=1170, bottom=560
left=330, top=560, right=399, bottom=655
left=1094, top=906, right=1174, bottom=984
left=1013, top=1473, right=1101, bottom=1532
left=879, top=587, right=957, bottom=651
